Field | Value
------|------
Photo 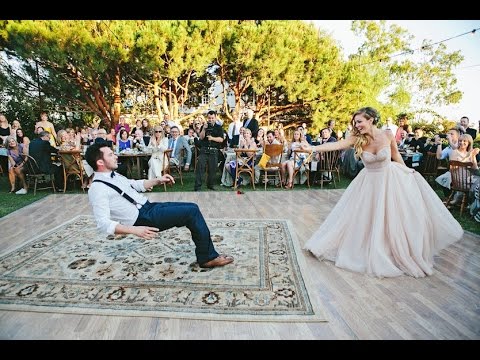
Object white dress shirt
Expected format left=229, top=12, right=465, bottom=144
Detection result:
left=88, top=171, right=148, bottom=235
left=227, top=120, right=243, bottom=139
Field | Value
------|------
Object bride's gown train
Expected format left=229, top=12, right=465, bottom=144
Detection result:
left=304, top=146, right=463, bottom=278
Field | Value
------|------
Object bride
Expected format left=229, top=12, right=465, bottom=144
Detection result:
left=300, top=107, right=463, bottom=278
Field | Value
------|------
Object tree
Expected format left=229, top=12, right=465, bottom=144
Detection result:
left=127, top=20, right=225, bottom=124
left=215, top=20, right=344, bottom=127
left=0, top=20, right=136, bottom=129
left=350, top=20, right=463, bottom=120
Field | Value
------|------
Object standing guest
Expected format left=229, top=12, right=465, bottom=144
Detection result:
left=381, top=117, right=399, bottom=137
left=327, top=119, right=337, bottom=139
left=243, top=109, right=259, bottom=138
left=35, top=111, right=57, bottom=147
left=459, top=116, right=477, bottom=140
left=300, top=106, right=463, bottom=278
left=195, top=110, right=224, bottom=191
left=0, top=113, right=12, bottom=144
left=114, top=115, right=130, bottom=135
left=11, top=120, right=21, bottom=135
left=227, top=112, right=243, bottom=148
left=5, top=136, right=28, bottom=194
left=85, top=143, right=234, bottom=268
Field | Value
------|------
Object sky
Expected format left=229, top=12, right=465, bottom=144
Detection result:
left=307, top=20, right=480, bottom=128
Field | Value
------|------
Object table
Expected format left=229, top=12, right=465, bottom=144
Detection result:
left=117, top=151, right=152, bottom=179
left=401, top=151, right=423, bottom=169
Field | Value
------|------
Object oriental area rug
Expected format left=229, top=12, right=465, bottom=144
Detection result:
left=0, top=216, right=326, bottom=322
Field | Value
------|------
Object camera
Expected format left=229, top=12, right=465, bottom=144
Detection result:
left=438, top=134, right=447, bottom=139
left=204, top=126, right=213, bottom=138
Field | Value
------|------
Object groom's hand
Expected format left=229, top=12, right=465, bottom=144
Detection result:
left=158, top=174, right=175, bottom=185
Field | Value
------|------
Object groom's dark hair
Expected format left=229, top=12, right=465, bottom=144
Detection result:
left=85, top=143, right=109, bottom=171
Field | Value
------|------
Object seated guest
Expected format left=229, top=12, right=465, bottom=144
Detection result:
left=79, top=127, right=90, bottom=146
left=130, top=119, right=142, bottom=137
left=397, top=130, right=409, bottom=149
left=224, top=128, right=257, bottom=186
left=408, top=128, right=427, bottom=153
left=147, top=126, right=169, bottom=180
left=28, top=131, right=64, bottom=191
left=117, top=129, right=132, bottom=151
left=280, top=130, right=309, bottom=189
left=168, top=126, right=192, bottom=171
left=141, top=119, right=152, bottom=147
left=96, top=128, right=113, bottom=148
left=255, top=128, right=266, bottom=149
left=106, top=128, right=117, bottom=145
left=5, top=136, right=28, bottom=194
left=132, top=129, right=146, bottom=150
left=318, top=128, right=337, bottom=144
left=15, top=128, right=30, bottom=148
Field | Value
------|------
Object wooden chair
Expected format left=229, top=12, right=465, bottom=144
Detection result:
left=234, top=148, right=257, bottom=190
left=292, top=149, right=313, bottom=188
left=162, top=149, right=184, bottom=191
left=58, top=150, right=85, bottom=193
left=260, top=144, right=284, bottom=190
left=445, top=160, right=473, bottom=215
left=23, top=154, right=56, bottom=196
left=315, top=150, right=342, bottom=188
left=419, top=151, right=440, bottom=185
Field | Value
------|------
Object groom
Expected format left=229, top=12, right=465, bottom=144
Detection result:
left=85, top=142, right=234, bottom=268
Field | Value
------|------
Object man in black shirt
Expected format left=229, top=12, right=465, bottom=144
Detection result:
left=195, top=110, right=224, bottom=191
left=28, top=131, right=64, bottom=190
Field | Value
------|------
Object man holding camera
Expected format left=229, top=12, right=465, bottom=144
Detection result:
left=194, top=110, right=224, bottom=191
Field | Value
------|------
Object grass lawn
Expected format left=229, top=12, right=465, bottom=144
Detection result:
left=0, top=169, right=478, bottom=235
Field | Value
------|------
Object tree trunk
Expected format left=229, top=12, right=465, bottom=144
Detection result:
left=111, top=66, right=122, bottom=129
left=153, top=80, right=163, bottom=122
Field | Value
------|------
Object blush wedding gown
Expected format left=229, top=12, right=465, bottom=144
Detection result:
left=304, top=146, right=463, bottom=278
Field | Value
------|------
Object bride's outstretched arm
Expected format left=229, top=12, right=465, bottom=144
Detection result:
left=300, top=137, right=355, bottom=153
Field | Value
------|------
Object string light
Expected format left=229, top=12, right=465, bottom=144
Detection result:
left=355, top=27, right=480, bottom=67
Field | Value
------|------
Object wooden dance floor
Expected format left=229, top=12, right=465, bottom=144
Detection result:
left=0, top=190, right=478, bottom=339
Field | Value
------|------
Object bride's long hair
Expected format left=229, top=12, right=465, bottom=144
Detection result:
left=351, top=107, right=380, bottom=159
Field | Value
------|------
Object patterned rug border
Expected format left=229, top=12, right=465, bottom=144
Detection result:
left=0, top=215, right=328, bottom=323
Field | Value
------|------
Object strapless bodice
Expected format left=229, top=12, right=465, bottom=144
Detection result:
left=361, top=146, right=391, bottom=170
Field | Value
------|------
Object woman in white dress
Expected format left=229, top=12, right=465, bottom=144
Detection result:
left=147, top=126, right=169, bottom=180
left=300, top=107, right=463, bottom=278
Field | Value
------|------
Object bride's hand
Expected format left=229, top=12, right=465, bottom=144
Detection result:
left=299, top=144, right=312, bottom=153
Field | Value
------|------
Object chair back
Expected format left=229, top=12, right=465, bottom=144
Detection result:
left=23, top=154, right=56, bottom=195
left=24, top=154, right=42, bottom=176
left=234, top=148, right=257, bottom=189
left=162, top=148, right=184, bottom=190
left=264, top=144, right=283, bottom=166
left=317, top=150, right=341, bottom=173
left=315, top=149, right=341, bottom=187
left=58, top=150, right=85, bottom=192
left=292, top=149, right=313, bottom=188
left=449, top=160, right=473, bottom=193
left=420, top=152, right=439, bottom=177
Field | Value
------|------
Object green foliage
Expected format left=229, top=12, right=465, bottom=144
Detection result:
left=0, top=20, right=467, bottom=133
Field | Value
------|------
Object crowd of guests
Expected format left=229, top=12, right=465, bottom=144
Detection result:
left=1, top=110, right=479, bottom=223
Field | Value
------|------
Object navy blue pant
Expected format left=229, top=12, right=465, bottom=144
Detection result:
left=134, top=201, right=218, bottom=265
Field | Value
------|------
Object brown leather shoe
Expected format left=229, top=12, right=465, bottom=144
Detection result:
left=200, top=254, right=234, bottom=268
